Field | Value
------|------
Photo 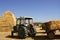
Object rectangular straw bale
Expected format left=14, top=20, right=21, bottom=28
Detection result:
left=48, top=20, right=60, bottom=30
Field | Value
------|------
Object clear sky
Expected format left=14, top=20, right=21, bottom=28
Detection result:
left=0, top=0, right=60, bottom=22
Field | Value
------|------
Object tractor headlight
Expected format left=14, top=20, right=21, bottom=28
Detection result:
left=25, top=24, right=28, bottom=26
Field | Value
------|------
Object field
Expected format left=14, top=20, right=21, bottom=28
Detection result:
left=0, top=27, right=60, bottom=40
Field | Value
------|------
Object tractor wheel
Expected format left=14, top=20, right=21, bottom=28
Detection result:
left=28, top=32, right=36, bottom=37
left=18, top=29, right=25, bottom=38
left=18, top=26, right=27, bottom=38
left=18, top=32, right=26, bottom=38
left=47, top=31, right=55, bottom=39
left=28, top=24, right=36, bottom=37
left=31, top=33, right=36, bottom=37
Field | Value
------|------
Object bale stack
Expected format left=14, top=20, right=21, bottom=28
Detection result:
left=48, top=20, right=60, bottom=30
left=0, top=11, right=16, bottom=32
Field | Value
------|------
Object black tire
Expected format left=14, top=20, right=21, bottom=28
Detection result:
left=28, top=32, right=36, bottom=37
left=18, top=32, right=26, bottom=38
left=28, top=24, right=36, bottom=37
left=18, top=29, right=25, bottom=38
left=32, top=33, right=36, bottom=37
left=47, top=31, right=55, bottom=39
left=18, top=25, right=27, bottom=38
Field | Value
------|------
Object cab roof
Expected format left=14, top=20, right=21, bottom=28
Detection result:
left=17, top=16, right=33, bottom=20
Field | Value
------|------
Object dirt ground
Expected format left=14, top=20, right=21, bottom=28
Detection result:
left=0, top=31, right=60, bottom=40
left=0, top=27, right=60, bottom=40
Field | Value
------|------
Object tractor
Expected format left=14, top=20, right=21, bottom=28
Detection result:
left=11, top=17, right=36, bottom=38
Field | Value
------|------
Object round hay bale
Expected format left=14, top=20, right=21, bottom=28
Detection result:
left=0, top=11, right=16, bottom=32
left=2, top=11, right=16, bottom=26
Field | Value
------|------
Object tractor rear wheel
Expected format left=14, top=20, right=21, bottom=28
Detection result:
left=47, top=31, right=55, bottom=39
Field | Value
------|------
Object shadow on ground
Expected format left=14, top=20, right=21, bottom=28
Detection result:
left=6, top=35, right=26, bottom=39
left=34, top=35, right=60, bottom=40
left=6, top=35, right=60, bottom=40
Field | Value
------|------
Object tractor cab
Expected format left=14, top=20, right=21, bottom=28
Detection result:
left=17, top=17, right=33, bottom=26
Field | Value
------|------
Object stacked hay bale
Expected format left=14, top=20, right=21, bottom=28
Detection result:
left=48, top=20, right=60, bottom=30
left=0, top=11, right=16, bottom=32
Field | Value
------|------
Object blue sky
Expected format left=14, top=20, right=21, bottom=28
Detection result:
left=0, top=0, right=60, bottom=22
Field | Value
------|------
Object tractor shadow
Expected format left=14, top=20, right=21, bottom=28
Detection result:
left=6, top=35, right=60, bottom=40
left=34, top=35, right=60, bottom=40
left=6, top=35, right=26, bottom=39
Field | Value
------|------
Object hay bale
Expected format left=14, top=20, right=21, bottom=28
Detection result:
left=0, top=11, right=16, bottom=32
left=2, top=11, right=16, bottom=26
left=49, top=21, right=57, bottom=30
left=48, top=20, right=60, bottom=30
left=55, top=21, right=60, bottom=29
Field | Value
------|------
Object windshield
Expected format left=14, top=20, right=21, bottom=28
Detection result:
left=17, top=19, right=20, bottom=24
left=20, top=19, right=25, bottom=24
left=29, top=19, right=33, bottom=24
left=17, top=19, right=25, bottom=24
left=25, top=19, right=33, bottom=24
